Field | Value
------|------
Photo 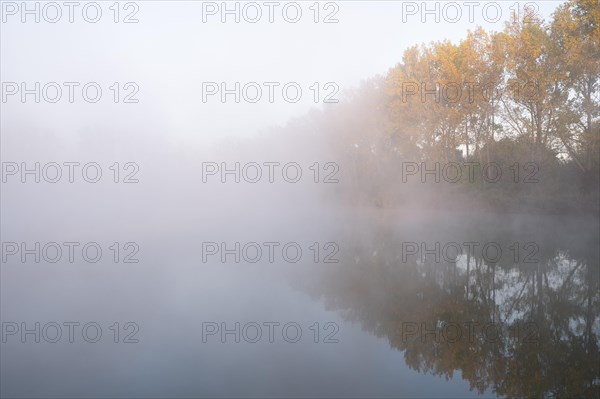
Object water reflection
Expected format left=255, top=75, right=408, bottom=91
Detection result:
left=2, top=207, right=598, bottom=398
left=293, top=211, right=600, bottom=398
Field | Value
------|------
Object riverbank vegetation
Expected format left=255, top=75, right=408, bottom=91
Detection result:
left=279, top=0, right=599, bottom=214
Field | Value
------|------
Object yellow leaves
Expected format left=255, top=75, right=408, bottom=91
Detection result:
left=380, top=0, right=597, bottom=167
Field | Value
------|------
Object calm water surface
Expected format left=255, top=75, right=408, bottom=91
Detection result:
left=1, top=208, right=598, bottom=398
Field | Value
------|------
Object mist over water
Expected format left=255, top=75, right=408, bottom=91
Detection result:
left=1, top=1, right=599, bottom=398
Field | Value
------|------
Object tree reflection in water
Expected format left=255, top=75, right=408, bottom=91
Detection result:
left=293, top=211, right=599, bottom=398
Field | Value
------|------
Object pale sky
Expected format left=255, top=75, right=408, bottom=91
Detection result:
left=1, top=1, right=565, bottom=150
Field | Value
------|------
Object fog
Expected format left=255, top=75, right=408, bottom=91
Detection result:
left=2, top=1, right=599, bottom=398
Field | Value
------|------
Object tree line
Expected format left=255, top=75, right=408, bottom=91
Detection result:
left=312, top=0, right=599, bottom=213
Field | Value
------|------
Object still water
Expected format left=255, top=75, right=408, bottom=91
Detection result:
left=1, top=206, right=598, bottom=398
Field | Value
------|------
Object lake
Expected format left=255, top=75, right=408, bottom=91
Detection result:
left=2, top=205, right=598, bottom=398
